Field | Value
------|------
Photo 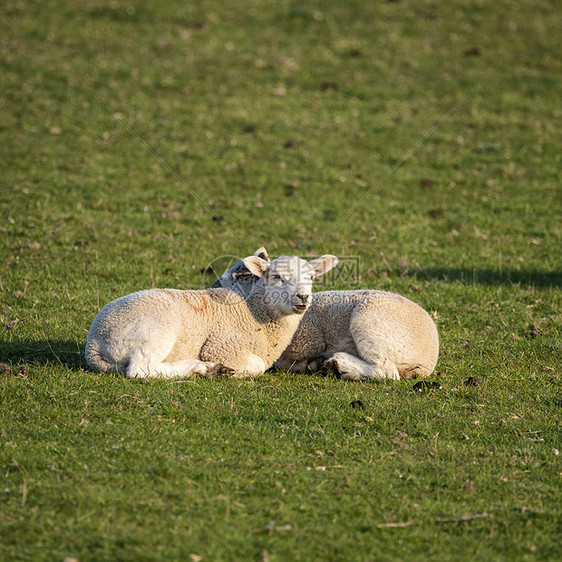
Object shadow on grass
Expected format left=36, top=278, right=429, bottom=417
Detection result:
left=408, top=268, right=561, bottom=288
left=0, top=340, right=86, bottom=370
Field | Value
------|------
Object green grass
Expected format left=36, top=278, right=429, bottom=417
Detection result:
left=1, top=0, right=561, bottom=560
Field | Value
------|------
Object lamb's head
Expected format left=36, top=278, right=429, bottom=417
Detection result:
left=244, top=254, right=339, bottom=317
left=210, top=247, right=269, bottom=297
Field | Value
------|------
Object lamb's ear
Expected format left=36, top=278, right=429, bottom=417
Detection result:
left=308, top=255, right=339, bottom=277
left=243, top=256, right=270, bottom=278
left=254, top=247, right=270, bottom=262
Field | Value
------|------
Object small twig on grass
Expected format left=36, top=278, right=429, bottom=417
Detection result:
left=45, top=339, right=64, bottom=367
left=377, top=521, right=414, bottom=528
left=251, top=521, right=292, bottom=534
left=306, top=465, right=346, bottom=471
left=435, top=512, right=488, bottom=523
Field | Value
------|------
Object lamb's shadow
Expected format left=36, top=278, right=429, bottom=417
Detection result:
left=407, top=268, right=561, bottom=288
left=0, top=340, right=86, bottom=370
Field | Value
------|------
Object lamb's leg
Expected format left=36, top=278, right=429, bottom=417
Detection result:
left=127, top=355, right=229, bottom=380
left=156, top=359, right=233, bottom=379
left=200, top=336, right=267, bottom=377
left=230, top=354, right=266, bottom=378
left=323, top=352, right=400, bottom=381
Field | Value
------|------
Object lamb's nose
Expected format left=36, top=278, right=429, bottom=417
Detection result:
left=296, top=293, right=310, bottom=304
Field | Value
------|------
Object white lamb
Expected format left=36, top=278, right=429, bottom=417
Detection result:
left=213, top=248, right=439, bottom=381
left=85, top=254, right=338, bottom=379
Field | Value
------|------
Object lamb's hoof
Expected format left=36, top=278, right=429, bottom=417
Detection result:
left=323, top=358, right=342, bottom=379
left=205, top=364, right=235, bottom=379
left=306, top=356, right=325, bottom=373
left=323, top=359, right=363, bottom=381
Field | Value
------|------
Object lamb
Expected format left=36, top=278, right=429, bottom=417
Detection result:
left=85, top=254, right=338, bottom=379
left=213, top=248, right=439, bottom=381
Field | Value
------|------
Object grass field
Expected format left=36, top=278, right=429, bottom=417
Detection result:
left=1, top=0, right=561, bottom=560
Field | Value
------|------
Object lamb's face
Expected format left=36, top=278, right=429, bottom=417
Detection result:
left=263, top=256, right=316, bottom=316
left=228, top=252, right=339, bottom=318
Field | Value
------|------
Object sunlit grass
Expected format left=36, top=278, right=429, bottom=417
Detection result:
left=1, top=0, right=560, bottom=560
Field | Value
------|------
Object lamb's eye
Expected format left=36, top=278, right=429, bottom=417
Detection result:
left=273, top=274, right=282, bottom=281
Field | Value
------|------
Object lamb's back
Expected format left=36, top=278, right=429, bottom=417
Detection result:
left=351, top=290, right=439, bottom=376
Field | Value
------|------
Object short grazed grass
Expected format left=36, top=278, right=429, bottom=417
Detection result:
left=1, top=0, right=560, bottom=560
